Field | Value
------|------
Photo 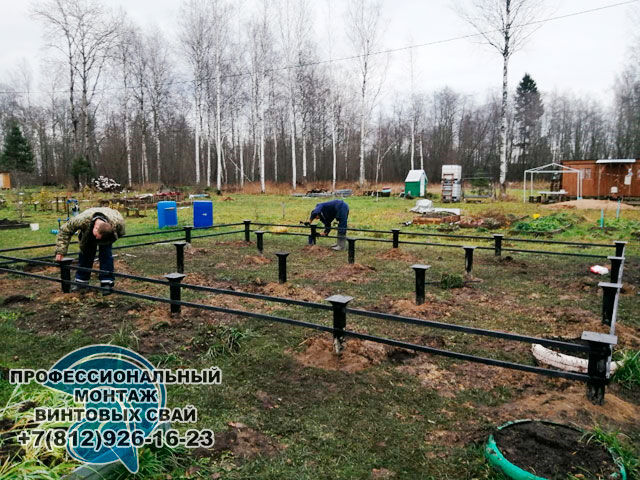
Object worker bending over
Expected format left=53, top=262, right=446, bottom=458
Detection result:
left=309, top=199, right=350, bottom=251
left=55, top=207, right=125, bottom=293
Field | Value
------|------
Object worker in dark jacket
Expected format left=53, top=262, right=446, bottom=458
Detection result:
left=309, top=199, right=349, bottom=250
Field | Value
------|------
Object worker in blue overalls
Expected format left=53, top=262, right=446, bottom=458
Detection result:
left=309, top=199, right=350, bottom=251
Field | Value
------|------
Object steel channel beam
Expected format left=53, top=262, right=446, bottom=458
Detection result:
left=0, top=265, right=590, bottom=383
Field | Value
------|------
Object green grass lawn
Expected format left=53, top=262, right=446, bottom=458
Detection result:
left=0, top=190, right=638, bottom=479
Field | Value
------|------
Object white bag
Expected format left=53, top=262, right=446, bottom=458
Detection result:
left=409, top=199, right=433, bottom=213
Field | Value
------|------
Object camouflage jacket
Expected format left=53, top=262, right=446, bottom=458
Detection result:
left=55, top=207, right=125, bottom=256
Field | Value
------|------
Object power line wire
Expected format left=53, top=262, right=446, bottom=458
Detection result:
left=1, top=0, right=638, bottom=96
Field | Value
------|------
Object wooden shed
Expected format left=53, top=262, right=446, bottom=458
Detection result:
left=561, top=159, right=639, bottom=198
left=0, top=172, right=10, bottom=189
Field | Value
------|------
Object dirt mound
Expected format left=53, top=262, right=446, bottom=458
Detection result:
left=192, top=422, right=280, bottom=462
left=397, top=354, right=537, bottom=399
left=20, top=262, right=59, bottom=274
left=216, top=240, right=250, bottom=247
left=484, top=384, right=639, bottom=430
left=291, top=336, right=387, bottom=372
left=372, top=468, right=396, bottom=479
left=498, top=256, right=528, bottom=269
left=396, top=361, right=455, bottom=395
left=257, top=282, right=324, bottom=302
left=621, top=282, right=637, bottom=296
left=112, top=259, right=138, bottom=276
left=131, top=306, right=174, bottom=331
left=386, top=298, right=442, bottom=319
left=182, top=273, right=214, bottom=286
left=180, top=273, right=236, bottom=289
left=615, top=323, right=640, bottom=348
left=544, top=199, right=637, bottom=210
left=460, top=211, right=513, bottom=229
left=301, top=244, right=333, bottom=258
left=2, top=295, right=32, bottom=306
left=376, top=249, right=419, bottom=262
left=568, top=275, right=599, bottom=292
left=546, top=316, right=610, bottom=340
left=243, top=255, right=272, bottom=266
left=553, top=306, right=599, bottom=325
left=185, top=247, right=209, bottom=255
left=323, top=263, right=375, bottom=283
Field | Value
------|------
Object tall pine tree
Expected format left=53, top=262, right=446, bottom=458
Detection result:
left=1, top=123, right=34, bottom=173
left=514, top=73, right=544, bottom=175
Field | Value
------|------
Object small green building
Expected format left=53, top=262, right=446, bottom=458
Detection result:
left=404, top=169, right=428, bottom=197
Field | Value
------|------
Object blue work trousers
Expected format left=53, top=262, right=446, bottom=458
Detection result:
left=76, top=242, right=115, bottom=284
left=336, top=202, right=349, bottom=236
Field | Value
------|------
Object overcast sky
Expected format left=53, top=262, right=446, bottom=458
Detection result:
left=0, top=0, right=638, bottom=104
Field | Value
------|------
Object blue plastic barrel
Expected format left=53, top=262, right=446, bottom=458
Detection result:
left=158, top=201, right=178, bottom=228
left=193, top=201, right=213, bottom=228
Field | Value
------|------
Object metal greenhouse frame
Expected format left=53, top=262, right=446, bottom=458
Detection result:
left=523, top=163, right=583, bottom=202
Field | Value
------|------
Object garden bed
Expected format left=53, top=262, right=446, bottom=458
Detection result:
left=487, top=419, right=625, bottom=479
left=0, top=218, right=29, bottom=230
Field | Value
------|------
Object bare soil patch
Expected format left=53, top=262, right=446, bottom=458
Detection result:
left=385, top=297, right=447, bottom=319
left=215, top=240, right=251, bottom=248
left=184, top=246, right=209, bottom=256
left=371, top=468, right=396, bottom=479
left=111, top=258, right=139, bottom=276
left=254, top=282, right=325, bottom=302
left=376, top=248, right=420, bottom=262
left=553, top=306, right=600, bottom=325
left=291, top=336, right=387, bottom=372
left=243, top=255, right=272, bottom=266
left=543, top=199, right=637, bottom=210
left=2, top=294, right=32, bottom=306
left=396, top=355, right=537, bottom=399
left=181, top=272, right=221, bottom=287
left=494, top=421, right=619, bottom=480
left=568, top=275, right=600, bottom=292
left=426, top=426, right=488, bottom=448
left=395, top=361, right=457, bottom=396
left=484, top=384, right=639, bottom=430
left=192, top=422, right=281, bottom=462
left=129, top=306, right=175, bottom=331
left=301, top=244, right=333, bottom=259
left=621, top=282, right=637, bottom=296
left=459, top=211, right=516, bottom=229
left=321, top=263, right=375, bottom=284
left=615, top=323, right=640, bottom=348
left=497, top=255, right=528, bottom=270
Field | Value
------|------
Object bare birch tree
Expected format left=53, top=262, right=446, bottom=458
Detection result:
left=277, top=0, right=308, bottom=190
left=346, top=0, right=384, bottom=188
left=323, top=0, right=339, bottom=190
left=407, top=44, right=421, bottom=171
left=248, top=1, right=273, bottom=193
left=34, top=0, right=121, bottom=164
left=458, top=0, right=546, bottom=194
left=179, top=0, right=215, bottom=184
left=114, top=23, right=136, bottom=186
left=145, top=28, right=173, bottom=184
left=130, top=29, right=150, bottom=184
left=208, top=0, right=231, bottom=191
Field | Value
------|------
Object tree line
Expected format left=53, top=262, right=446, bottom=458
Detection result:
left=1, top=0, right=639, bottom=191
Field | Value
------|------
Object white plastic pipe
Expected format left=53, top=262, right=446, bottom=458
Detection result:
left=532, top=344, right=620, bottom=374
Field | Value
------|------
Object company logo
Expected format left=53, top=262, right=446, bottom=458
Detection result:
left=44, top=344, right=166, bottom=473
left=10, top=345, right=219, bottom=473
